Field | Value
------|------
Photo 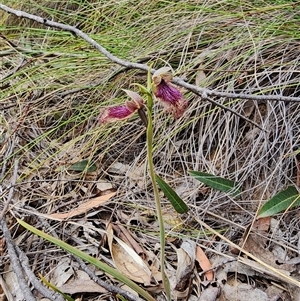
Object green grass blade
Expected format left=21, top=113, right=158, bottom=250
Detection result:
left=17, top=219, right=156, bottom=301
left=155, top=174, right=188, bottom=214
left=188, top=170, right=241, bottom=196
left=39, top=274, right=75, bottom=301
left=258, top=186, right=300, bottom=218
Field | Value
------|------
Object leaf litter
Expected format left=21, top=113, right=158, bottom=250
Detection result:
left=1, top=1, right=300, bottom=301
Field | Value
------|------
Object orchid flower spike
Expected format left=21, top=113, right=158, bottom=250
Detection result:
left=98, top=89, right=144, bottom=124
left=152, top=67, right=188, bottom=118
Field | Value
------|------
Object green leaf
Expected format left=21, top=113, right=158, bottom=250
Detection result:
left=17, top=219, right=156, bottom=301
left=155, top=174, right=188, bottom=214
left=68, top=159, right=97, bottom=172
left=258, top=186, right=300, bottom=218
left=39, top=274, right=75, bottom=301
left=188, top=170, right=241, bottom=196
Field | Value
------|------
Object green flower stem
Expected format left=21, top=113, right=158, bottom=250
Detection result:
left=145, top=67, right=171, bottom=301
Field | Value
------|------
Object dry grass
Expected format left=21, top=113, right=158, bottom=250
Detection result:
left=1, top=0, right=300, bottom=300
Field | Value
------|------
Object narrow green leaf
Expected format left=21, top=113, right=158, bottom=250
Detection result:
left=116, top=294, right=128, bottom=301
left=68, top=159, right=96, bottom=172
left=17, top=219, right=156, bottom=301
left=40, top=274, right=75, bottom=301
left=188, top=170, right=241, bottom=196
left=155, top=174, right=188, bottom=214
left=258, top=186, right=300, bottom=218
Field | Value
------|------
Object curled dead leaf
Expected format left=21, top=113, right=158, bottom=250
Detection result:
left=107, top=224, right=161, bottom=286
left=196, top=246, right=214, bottom=281
left=175, top=240, right=196, bottom=291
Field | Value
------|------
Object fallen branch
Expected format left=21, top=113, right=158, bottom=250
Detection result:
left=0, top=161, right=36, bottom=301
left=16, top=246, right=65, bottom=301
left=1, top=3, right=299, bottom=104
left=0, top=220, right=36, bottom=301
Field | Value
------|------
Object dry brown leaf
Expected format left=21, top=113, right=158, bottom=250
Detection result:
left=241, top=219, right=294, bottom=273
left=162, top=208, right=183, bottom=230
left=112, top=223, right=145, bottom=258
left=58, top=270, right=107, bottom=294
left=232, top=218, right=270, bottom=254
left=175, top=240, right=196, bottom=291
left=47, top=192, right=116, bottom=220
left=196, top=246, right=214, bottom=281
left=108, top=162, right=130, bottom=174
left=242, top=99, right=255, bottom=117
left=253, top=217, right=270, bottom=232
left=107, top=224, right=157, bottom=286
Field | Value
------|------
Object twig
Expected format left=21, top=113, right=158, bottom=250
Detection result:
left=198, top=258, right=237, bottom=278
left=1, top=3, right=300, bottom=104
left=15, top=246, right=65, bottom=301
left=0, top=220, right=36, bottom=301
left=172, top=77, right=300, bottom=103
left=200, top=95, right=265, bottom=132
left=0, top=160, right=18, bottom=220
left=0, top=161, right=36, bottom=300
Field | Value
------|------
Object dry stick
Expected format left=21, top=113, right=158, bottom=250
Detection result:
left=172, top=77, right=300, bottom=103
left=0, top=162, right=36, bottom=301
left=0, top=220, right=36, bottom=301
left=0, top=164, right=42, bottom=301
left=1, top=3, right=300, bottom=106
left=199, top=94, right=265, bottom=131
left=15, top=246, right=65, bottom=301
left=198, top=258, right=237, bottom=278
left=0, top=4, right=260, bottom=133
left=1, top=3, right=299, bottom=132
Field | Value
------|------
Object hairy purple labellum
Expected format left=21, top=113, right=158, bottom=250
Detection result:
left=152, top=67, right=188, bottom=118
left=155, top=79, right=182, bottom=104
left=98, top=90, right=144, bottom=124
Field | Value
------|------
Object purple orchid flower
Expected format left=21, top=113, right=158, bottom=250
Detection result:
left=152, top=67, right=188, bottom=118
left=98, top=90, right=144, bottom=124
